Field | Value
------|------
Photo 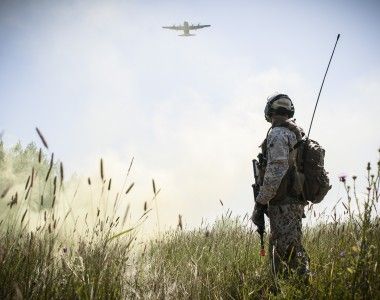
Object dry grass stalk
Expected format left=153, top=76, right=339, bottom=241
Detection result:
left=35, top=127, right=49, bottom=149
left=144, top=201, right=147, bottom=212
left=40, top=195, right=44, bottom=206
left=117, top=156, right=135, bottom=202
left=108, top=178, right=112, bottom=191
left=24, top=187, right=31, bottom=200
left=88, top=177, right=91, bottom=185
left=127, top=157, right=134, bottom=176
left=63, top=209, right=71, bottom=221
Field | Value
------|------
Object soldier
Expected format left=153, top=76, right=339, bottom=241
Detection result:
left=251, top=93, right=310, bottom=281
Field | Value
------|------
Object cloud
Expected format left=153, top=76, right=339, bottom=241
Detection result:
left=1, top=1, right=379, bottom=233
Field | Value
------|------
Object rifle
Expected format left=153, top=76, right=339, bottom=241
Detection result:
left=252, top=159, right=266, bottom=256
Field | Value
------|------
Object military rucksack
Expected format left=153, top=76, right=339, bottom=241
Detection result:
left=267, top=120, right=331, bottom=204
left=294, top=138, right=331, bottom=203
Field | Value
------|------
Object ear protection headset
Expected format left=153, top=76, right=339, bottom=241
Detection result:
left=264, top=93, right=295, bottom=122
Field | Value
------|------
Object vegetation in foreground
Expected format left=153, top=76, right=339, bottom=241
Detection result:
left=0, top=141, right=379, bottom=299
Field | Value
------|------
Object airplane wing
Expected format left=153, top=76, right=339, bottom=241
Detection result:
left=162, top=25, right=184, bottom=30
left=188, top=24, right=211, bottom=30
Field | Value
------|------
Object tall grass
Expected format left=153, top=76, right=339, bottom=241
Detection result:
left=0, top=139, right=379, bottom=299
left=0, top=138, right=139, bottom=299
left=128, top=151, right=380, bottom=299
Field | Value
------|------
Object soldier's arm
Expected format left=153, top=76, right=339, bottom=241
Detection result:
left=256, top=130, right=290, bottom=205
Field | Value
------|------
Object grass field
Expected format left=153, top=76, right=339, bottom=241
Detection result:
left=0, top=142, right=379, bottom=299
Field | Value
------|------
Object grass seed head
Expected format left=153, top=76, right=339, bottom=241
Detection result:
left=24, top=187, right=31, bottom=200
left=100, top=158, right=104, bottom=181
left=52, top=195, right=56, bottom=208
left=53, top=176, right=57, bottom=195
left=178, top=214, right=183, bottom=230
left=21, top=209, right=28, bottom=223
left=60, top=162, right=64, bottom=185
left=1, top=185, right=12, bottom=198
left=24, top=176, right=30, bottom=190
left=35, top=127, right=49, bottom=149
left=152, top=179, right=156, bottom=195
left=125, top=182, right=135, bottom=195
left=45, top=153, right=54, bottom=182
left=7, top=194, right=17, bottom=208
left=31, top=167, right=34, bottom=187
left=122, top=204, right=130, bottom=226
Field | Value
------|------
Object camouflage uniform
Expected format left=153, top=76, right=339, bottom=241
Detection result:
left=256, top=120, right=309, bottom=278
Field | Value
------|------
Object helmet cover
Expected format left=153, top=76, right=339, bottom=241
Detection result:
left=264, top=93, right=295, bottom=122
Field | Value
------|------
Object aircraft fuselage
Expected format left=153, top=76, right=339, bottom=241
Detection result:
left=181, top=21, right=192, bottom=36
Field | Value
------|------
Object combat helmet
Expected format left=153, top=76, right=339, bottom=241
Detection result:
left=264, top=93, right=295, bottom=122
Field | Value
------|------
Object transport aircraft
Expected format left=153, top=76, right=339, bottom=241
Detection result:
left=162, top=21, right=211, bottom=36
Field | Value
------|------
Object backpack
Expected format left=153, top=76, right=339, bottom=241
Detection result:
left=294, top=138, right=331, bottom=203
left=268, top=120, right=331, bottom=204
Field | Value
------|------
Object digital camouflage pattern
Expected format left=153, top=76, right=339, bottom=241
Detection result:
left=255, top=118, right=309, bottom=279
left=268, top=204, right=310, bottom=277
left=256, top=126, right=298, bottom=205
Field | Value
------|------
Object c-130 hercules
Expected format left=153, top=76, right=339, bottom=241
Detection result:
left=162, top=21, right=211, bottom=36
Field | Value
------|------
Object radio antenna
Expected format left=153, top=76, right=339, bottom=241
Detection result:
left=307, top=34, right=341, bottom=139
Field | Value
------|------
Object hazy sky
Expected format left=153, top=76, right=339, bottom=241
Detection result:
left=1, top=0, right=379, bottom=230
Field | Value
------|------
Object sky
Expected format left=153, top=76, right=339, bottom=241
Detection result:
left=1, top=0, right=379, bottom=231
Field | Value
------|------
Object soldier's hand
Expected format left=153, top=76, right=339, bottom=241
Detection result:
left=250, top=203, right=267, bottom=228
left=255, top=202, right=268, bottom=215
